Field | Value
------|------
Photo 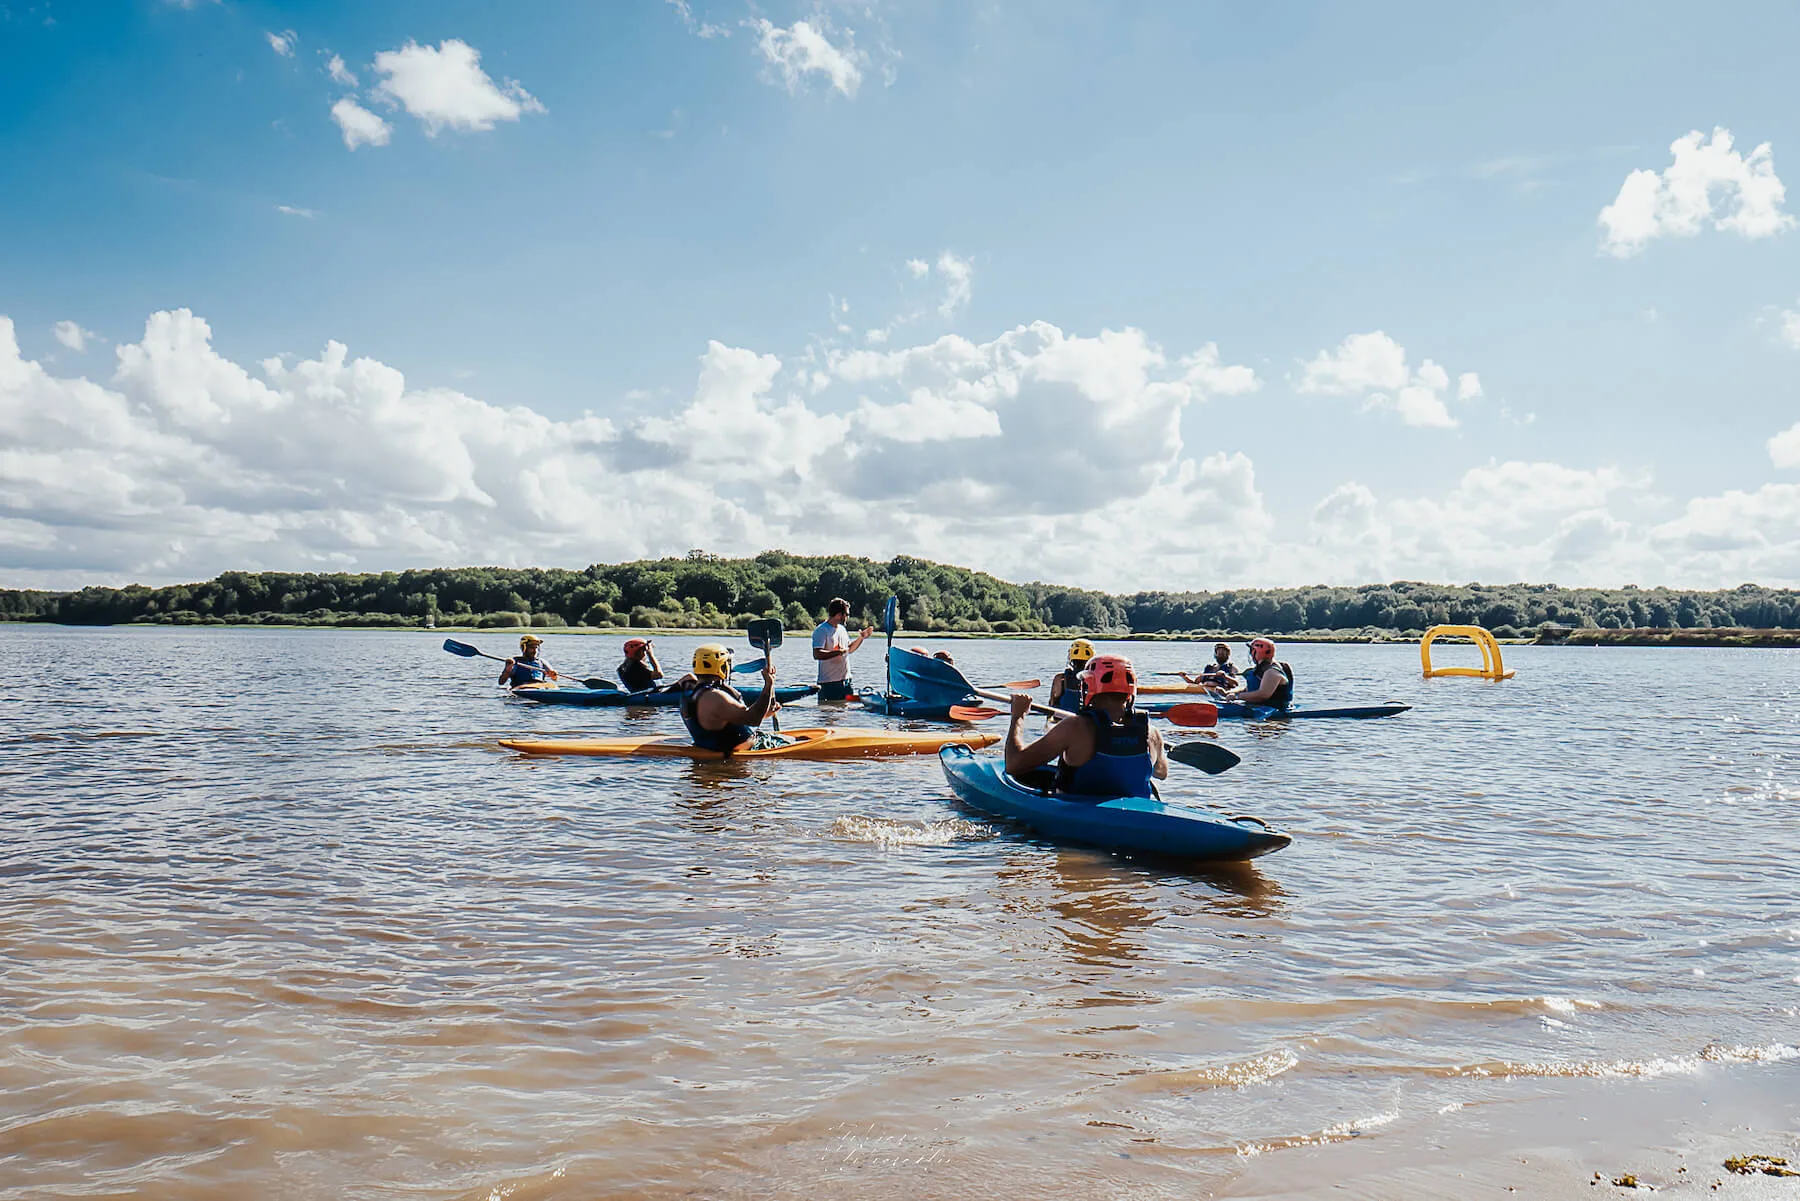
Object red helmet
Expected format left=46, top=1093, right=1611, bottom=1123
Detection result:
left=623, top=638, right=649, bottom=657
left=1080, top=654, right=1138, bottom=700
left=1247, top=637, right=1276, bottom=662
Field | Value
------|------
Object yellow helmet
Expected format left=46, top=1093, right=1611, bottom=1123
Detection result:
left=1068, top=638, right=1096, bottom=665
left=692, top=643, right=733, bottom=681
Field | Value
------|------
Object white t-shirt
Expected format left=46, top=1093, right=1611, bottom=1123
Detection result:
left=812, top=620, right=851, bottom=683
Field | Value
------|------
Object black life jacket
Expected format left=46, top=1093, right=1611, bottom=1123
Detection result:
left=1057, top=708, right=1154, bottom=797
left=1241, top=660, right=1294, bottom=709
left=618, top=658, right=659, bottom=693
left=679, top=680, right=753, bottom=752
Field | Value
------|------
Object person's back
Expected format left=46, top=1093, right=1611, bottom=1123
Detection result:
left=1003, top=653, right=1165, bottom=800
left=1057, top=705, right=1155, bottom=798
left=1048, top=639, right=1095, bottom=714
left=679, top=643, right=784, bottom=752
left=617, top=638, right=663, bottom=692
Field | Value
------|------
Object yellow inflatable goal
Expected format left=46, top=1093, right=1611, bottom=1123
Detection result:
left=1420, top=624, right=1515, bottom=680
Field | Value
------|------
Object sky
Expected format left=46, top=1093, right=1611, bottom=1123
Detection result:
left=2, top=0, right=1799, bottom=592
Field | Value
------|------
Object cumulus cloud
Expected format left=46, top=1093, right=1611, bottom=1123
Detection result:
left=1599, top=127, right=1795, bottom=257
left=934, top=252, right=973, bottom=319
left=1771, top=422, right=1800, bottom=470
left=52, top=321, right=95, bottom=353
left=373, top=39, right=545, bottom=135
left=752, top=18, right=863, bottom=97
left=266, top=29, right=296, bottom=57
left=330, top=98, right=391, bottom=150
left=326, top=54, right=357, bottom=87
left=1297, top=331, right=1466, bottom=428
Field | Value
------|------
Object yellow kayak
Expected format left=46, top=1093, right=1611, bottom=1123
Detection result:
left=499, top=727, right=1001, bottom=761
left=1138, top=682, right=1213, bottom=695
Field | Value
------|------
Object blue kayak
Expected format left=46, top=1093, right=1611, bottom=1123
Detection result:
left=856, top=688, right=971, bottom=719
left=517, top=683, right=819, bottom=708
left=1139, top=699, right=1411, bottom=721
left=938, top=745, right=1290, bottom=862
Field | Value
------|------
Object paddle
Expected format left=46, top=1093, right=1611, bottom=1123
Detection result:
left=1161, top=702, right=1221, bottom=728
left=1167, top=740, right=1242, bottom=775
left=947, top=704, right=1006, bottom=722
left=746, top=618, right=784, bottom=733
left=441, top=638, right=617, bottom=690
left=883, top=595, right=898, bottom=701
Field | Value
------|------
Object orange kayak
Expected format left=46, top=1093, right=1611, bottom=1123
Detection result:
left=499, top=727, right=1001, bottom=761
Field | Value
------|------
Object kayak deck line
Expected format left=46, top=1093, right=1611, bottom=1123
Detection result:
left=499, top=727, right=1001, bottom=761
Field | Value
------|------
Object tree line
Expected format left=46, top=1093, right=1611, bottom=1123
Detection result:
left=3, top=551, right=1799, bottom=635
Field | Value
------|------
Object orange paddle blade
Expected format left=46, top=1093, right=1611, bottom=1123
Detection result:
left=948, top=705, right=1004, bottom=722
left=1000, top=678, right=1041, bottom=689
left=1163, top=702, right=1219, bottom=727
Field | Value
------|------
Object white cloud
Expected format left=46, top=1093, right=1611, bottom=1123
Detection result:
left=1771, top=422, right=1800, bottom=470
left=665, top=0, right=729, bottom=38
left=52, top=321, right=95, bottom=353
left=326, top=54, right=357, bottom=87
left=905, top=258, right=929, bottom=279
left=266, top=29, right=296, bottom=57
left=330, top=98, right=391, bottom=150
left=1780, top=305, right=1800, bottom=349
left=751, top=19, right=863, bottom=98
left=275, top=204, right=316, bottom=219
left=935, top=251, right=972, bottom=319
left=7, top=309, right=1799, bottom=592
left=1457, top=372, right=1483, bottom=401
left=1297, top=331, right=1464, bottom=428
left=1599, top=127, right=1795, bottom=257
left=372, top=39, right=545, bottom=135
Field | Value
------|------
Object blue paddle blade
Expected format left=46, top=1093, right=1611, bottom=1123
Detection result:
left=733, top=658, right=766, bottom=674
left=885, top=647, right=977, bottom=706
left=883, top=595, right=898, bottom=636
left=443, top=638, right=481, bottom=657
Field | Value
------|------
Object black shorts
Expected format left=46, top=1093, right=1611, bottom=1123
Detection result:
left=818, top=679, right=854, bottom=702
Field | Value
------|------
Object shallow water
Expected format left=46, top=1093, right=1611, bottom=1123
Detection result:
left=2, top=626, right=1797, bottom=1198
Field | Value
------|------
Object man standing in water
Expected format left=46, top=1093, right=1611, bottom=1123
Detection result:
left=811, top=597, right=872, bottom=702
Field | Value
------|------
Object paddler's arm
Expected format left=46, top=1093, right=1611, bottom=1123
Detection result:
left=498, top=657, right=515, bottom=685
left=1239, top=669, right=1282, bottom=705
left=1149, top=726, right=1169, bottom=780
left=739, top=659, right=780, bottom=726
left=645, top=642, right=664, bottom=679
left=1004, top=692, right=1076, bottom=775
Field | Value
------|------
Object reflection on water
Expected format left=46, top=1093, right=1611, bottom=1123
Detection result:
left=1, top=627, right=1797, bottom=1200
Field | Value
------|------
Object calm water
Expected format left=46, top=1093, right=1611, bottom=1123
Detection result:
left=2, top=626, right=1797, bottom=1199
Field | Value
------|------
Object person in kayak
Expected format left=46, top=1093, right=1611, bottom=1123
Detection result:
left=1215, top=637, right=1293, bottom=710
left=679, top=643, right=788, bottom=752
left=1047, top=639, right=1096, bottom=714
left=617, top=638, right=664, bottom=693
left=1180, top=643, right=1238, bottom=687
left=812, top=597, right=873, bottom=702
left=498, top=635, right=559, bottom=688
left=1005, top=653, right=1167, bottom=798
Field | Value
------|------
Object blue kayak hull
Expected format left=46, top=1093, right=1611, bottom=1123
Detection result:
left=857, top=688, right=971, bottom=719
left=518, top=683, right=818, bottom=708
left=1140, top=699, right=1411, bottom=721
left=938, top=746, right=1290, bottom=862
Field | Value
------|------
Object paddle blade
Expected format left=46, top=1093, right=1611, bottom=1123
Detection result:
left=948, top=704, right=1004, bottom=722
left=442, top=638, right=482, bottom=658
left=1000, top=678, right=1041, bottom=690
left=582, top=678, right=619, bottom=691
left=1168, top=740, right=1241, bottom=774
left=733, top=658, right=766, bottom=674
left=746, top=618, right=783, bottom=651
left=883, top=595, right=898, bottom=637
left=1163, top=702, right=1220, bottom=728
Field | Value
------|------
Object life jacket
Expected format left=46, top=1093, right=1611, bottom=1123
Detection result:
left=618, top=658, right=659, bottom=693
left=1049, top=665, right=1084, bottom=713
left=680, top=679, right=753, bottom=752
left=1057, top=708, right=1154, bottom=798
left=506, top=655, right=549, bottom=687
left=1241, top=660, right=1294, bottom=709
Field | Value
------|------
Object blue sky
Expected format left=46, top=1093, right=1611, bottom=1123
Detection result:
left=2, top=0, right=1798, bottom=590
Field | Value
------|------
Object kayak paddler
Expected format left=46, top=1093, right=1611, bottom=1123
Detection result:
left=1047, top=638, right=1096, bottom=714
left=1005, top=653, right=1167, bottom=798
left=1180, top=643, right=1239, bottom=687
left=499, top=634, right=559, bottom=688
left=1214, top=637, right=1293, bottom=710
left=679, top=643, right=789, bottom=753
left=617, top=638, right=664, bottom=693
left=812, top=597, right=873, bottom=702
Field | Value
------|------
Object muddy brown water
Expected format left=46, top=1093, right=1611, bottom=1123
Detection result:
left=2, top=627, right=1796, bottom=1198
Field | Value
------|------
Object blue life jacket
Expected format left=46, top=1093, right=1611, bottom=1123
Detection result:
left=1058, top=708, right=1154, bottom=798
left=506, top=656, right=549, bottom=687
left=1241, top=660, right=1294, bottom=709
left=1049, top=666, right=1084, bottom=713
left=680, top=680, right=753, bottom=752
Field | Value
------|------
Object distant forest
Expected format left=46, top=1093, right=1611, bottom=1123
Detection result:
left=4, top=550, right=1799, bottom=636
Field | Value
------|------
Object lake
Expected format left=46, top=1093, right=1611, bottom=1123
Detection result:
left=2, top=626, right=1796, bottom=1199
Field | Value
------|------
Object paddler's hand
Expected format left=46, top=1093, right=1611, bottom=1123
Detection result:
left=761, top=659, right=776, bottom=684
left=1009, top=692, right=1033, bottom=721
